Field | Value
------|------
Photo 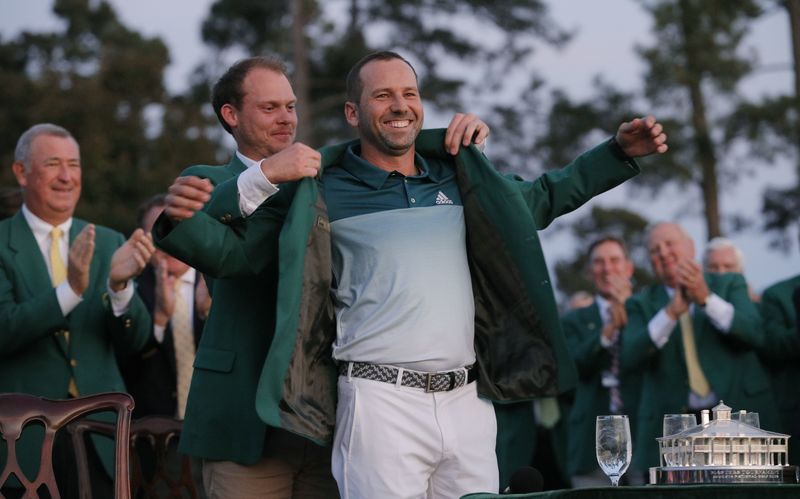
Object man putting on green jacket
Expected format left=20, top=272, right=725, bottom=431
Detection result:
left=156, top=51, right=668, bottom=498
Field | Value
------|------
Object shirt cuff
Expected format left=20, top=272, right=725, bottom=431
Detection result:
left=703, top=293, right=734, bottom=332
left=237, top=162, right=280, bottom=216
left=153, top=324, right=166, bottom=344
left=56, top=282, right=82, bottom=316
left=648, top=307, right=677, bottom=348
left=107, top=279, right=134, bottom=317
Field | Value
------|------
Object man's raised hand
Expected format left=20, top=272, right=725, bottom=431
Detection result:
left=444, top=113, right=490, bottom=155
left=109, top=229, right=155, bottom=292
left=165, top=176, right=213, bottom=222
left=67, top=224, right=96, bottom=296
left=615, top=115, right=668, bottom=158
left=259, top=143, right=321, bottom=184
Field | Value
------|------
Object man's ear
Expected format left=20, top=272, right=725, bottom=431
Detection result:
left=344, top=101, right=359, bottom=127
left=220, top=103, right=238, bottom=130
left=12, top=161, right=27, bottom=188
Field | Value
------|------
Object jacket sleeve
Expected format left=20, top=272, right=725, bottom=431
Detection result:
left=563, top=310, right=611, bottom=378
left=154, top=170, right=289, bottom=279
left=758, top=284, right=800, bottom=360
left=515, top=141, right=640, bottom=229
left=716, top=273, right=764, bottom=349
left=620, top=295, right=661, bottom=372
left=100, top=231, right=151, bottom=355
left=105, top=286, right=151, bottom=355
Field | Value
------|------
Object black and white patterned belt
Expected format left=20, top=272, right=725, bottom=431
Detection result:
left=339, top=361, right=478, bottom=393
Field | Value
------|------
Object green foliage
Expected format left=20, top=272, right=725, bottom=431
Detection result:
left=195, top=0, right=569, bottom=154
left=637, top=0, right=761, bottom=102
left=526, top=0, right=767, bottom=240
left=634, top=0, right=764, bottom=238
left=0, top=0, right=219, bottom=235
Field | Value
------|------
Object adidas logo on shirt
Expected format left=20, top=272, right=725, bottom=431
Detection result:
left=435, top=191, right=453, bottom=205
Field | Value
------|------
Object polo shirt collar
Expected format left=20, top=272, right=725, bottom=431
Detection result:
left=342, top=144, right=438, bottom=189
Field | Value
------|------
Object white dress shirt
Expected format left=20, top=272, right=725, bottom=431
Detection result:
left=647, top=284, right=734, bottom=408
left=235, top=151, right=280, bottom=216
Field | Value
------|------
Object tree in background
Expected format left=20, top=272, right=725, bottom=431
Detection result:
left=635, top=0, right=763, bottom=239
left=726, top=0, right=800, bottom=251
left=198, top=0, right=363, bottom=146
left=522, top=0, right=775, bottom=297
left=196, top=0, right=569, bottom=151
left=0, top=0, right=218, bottom=234
left=528, top=0, right=766, bottom=244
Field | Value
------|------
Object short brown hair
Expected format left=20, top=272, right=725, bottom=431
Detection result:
left=345, top=51, right=418, bottom=103
left=588, top=236, right=630, bottom=261
left=212, top=56, right=289, bottom=134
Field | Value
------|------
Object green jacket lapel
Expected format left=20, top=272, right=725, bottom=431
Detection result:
left=225, top=154, right=248, bottom=176
left=9, top=211, right=53, bottom=301
left=9, top=211, right=70, bottom=356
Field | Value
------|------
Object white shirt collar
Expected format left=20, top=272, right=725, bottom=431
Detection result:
left=21, top=204, right=72, bottom=243
left=235, top=150, right=261, bottom=169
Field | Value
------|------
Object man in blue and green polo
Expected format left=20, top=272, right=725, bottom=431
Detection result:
left=156, top=51, right=669, bottom=498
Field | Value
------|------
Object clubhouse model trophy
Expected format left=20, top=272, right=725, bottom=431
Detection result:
left=649, top=401, right=799, bottom=484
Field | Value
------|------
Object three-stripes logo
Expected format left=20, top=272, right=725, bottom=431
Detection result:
left=435, top=191, right=453, bottom=205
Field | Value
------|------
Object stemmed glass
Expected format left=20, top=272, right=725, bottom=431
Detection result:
left=596, top=415, right=632, bottom=486
left=732, top=410, right=760, bottom=428
left=662, top=414, right=697, bottom=466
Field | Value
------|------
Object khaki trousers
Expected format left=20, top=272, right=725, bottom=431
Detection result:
left=202, top=430, right=338, bottom=499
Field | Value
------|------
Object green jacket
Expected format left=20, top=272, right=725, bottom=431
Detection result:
left=562, top=301, right=642, bottom=475
left=0, top=212, right=150, bottom=479
left=621, top=273, right=778, bottom=469
left=156, top=129, right=640, bottom=447
left=154, top=155, right=300, bottom=465
left=758, top=274, right=800, bottom=461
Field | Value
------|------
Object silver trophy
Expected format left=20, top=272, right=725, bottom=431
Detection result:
left=649, top=401, right=798, bottom=484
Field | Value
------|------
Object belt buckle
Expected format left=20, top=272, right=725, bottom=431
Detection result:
left=424, top=372, right=458, bottom=392
left=425, top=373, right=435, bottom=393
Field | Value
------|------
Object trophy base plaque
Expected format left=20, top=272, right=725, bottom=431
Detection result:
left=649, top=465, right=800, bottom=485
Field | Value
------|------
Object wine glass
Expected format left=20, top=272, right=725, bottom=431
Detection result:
left=596, top=415, right=632, bottom=486
left=732, top=410, right=760, bottom=428
left=662, top=414, right=697, bottom=466
left=663, top=413, right=697, bottom=437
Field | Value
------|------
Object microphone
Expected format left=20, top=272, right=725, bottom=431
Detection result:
left=502, top=467, right=544, bottom=494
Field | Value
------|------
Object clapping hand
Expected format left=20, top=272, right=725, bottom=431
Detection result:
left=109, top=229, right=155, bottom=292
left=67, top=224, right=96, bottom=295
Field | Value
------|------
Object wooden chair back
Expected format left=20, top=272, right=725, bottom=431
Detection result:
left=0, top=392, right=133, bottom=499
left=70, top=416, right=198, bottom=498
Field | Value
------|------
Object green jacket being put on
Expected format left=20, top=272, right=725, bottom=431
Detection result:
left=155, top=128, right=640, bottom=445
